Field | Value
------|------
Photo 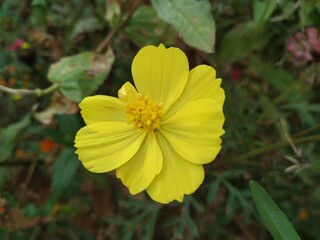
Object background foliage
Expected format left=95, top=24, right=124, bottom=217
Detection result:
left=1, top=0, right=320, bottom=239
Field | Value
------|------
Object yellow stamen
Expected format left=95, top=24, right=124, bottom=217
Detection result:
left=125, top=94, right=163, bottom=132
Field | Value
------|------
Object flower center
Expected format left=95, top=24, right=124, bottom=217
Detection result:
left=125, top=94, right=163, bottom=132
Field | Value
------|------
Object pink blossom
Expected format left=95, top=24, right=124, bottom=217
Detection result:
left=9, top=39, right=24, bottom=51
left=287, top=38, right=296, bottom=52
left=306, top=27, right=320, bottom=53
left=286, top=27, right=320, bottom=65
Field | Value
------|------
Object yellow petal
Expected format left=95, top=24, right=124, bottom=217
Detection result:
left=116, top=133, right=163, bottom=194
left=161, top=99, right=224, bottom=164
left=146, top=133, right=204, bottom=204
left=75, top=122, right=146, bottom=173
left=131, top=44, right=189, bottom=112
left=79, top=96, right=126, bottom=125
left=166, top=65, right=225, bottom=117
left=118, top=82, right=138, bottom=104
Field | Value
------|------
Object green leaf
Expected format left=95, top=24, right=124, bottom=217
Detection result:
left=125, top=5, right=169, bottom=47
left=310, top=159, right=320, bottom=173
left=219, top=22, right=270, bottom=64
left=300, top=1, right=319, bottom=26
left=48, top=50, right=115, bottom=101
left=142, top=207, right=158, bottom=240
left=316, top=1, right=320, bottom=14
left=51, top=148, right=79, bottom=198
left=206, top=179, right=220, bottom=203
left=31, top=0, right=47, bottom=25
left=312, top=184, right=320, bottom=201
left=31, top=0, right=46, bottom=6
left=0, top=168, right=10, bottom=188
left=151, top=0, right=216, bottom=53
left=253, top=0, right=277, bottom=26
left=70, top=17, right=101, bottom=40
left=178, top=198, right=199, bottom=238
left=249, top=57, right=295, bottom=92
left=105, top=0, right=121, bottom=26
left=249, top=181, right=301, bottom=240
left=0, top=115, right=31, bottom=162
left=57, top=114, right=82, bottom=145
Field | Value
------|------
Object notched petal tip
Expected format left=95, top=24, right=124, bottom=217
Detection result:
left=132, top=43, right=189, bottom=111
left=78, top=96, right=93, bottom=110
left=158, top=43, right=166, bottom=49
left=193, top=64, right=217, bottom=79
left=118, top=82, right=138, bottom=104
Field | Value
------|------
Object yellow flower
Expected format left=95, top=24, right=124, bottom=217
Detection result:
left=74, top=44, right=225, bottom=204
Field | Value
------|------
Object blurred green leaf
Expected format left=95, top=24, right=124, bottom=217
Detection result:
left=299, top=0, right=320, bottom=26
left=0, top=168, right=9, bottom=188
left=250, top=181, right=301, bottom=240
left=219, top=22, right=270, bottom=64
left=105, top=0, right=121, bottom=26
left=274, top=1, right=299, bottom=22
left=316, top=2, right=320, bottom=14
left=312, top=184, right=320, bottom=201
left=23, top=203, right=39, bottom=217
left=0, top=115, right=31, bottom=162
left=189, top=196, right=204, bottom=213
left=57, top=114, right=82, bottom=145
left=310, top=159, right=320, bottom=173
left=51, top=147, right=79, bottom=198
left=253, top=0, right=277, bottom=26
left=48, top=49, right=115, bottom=101
left=31, top=0, right=47, bottom=25
left=249, top=57, right=295, bottom=92
left=151, top=0, right=216, bottom=53
left=107, top=200, right=158, bottom=240
left=142, top=206, right=158, bottom=240
left=177, top=197, right=199, bottom=238
left=284, top=101, right=319, bottom=126
left=70, top=17, right=101, bottom=40
left=223, top=179, right=252, bottom=220
left=31, top=0, right=46, bottom=5
left=125, top=5, right=169, bottom=46
left=207, top=179, right=220, bottom=203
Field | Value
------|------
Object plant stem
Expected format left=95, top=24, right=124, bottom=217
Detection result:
left=293, top=123, right=320, bottom=138
left=95, top=0, right=142, bottom=53
left=38, top=83, right=60, bottom=96
left=257, top=63, right=320, bottom=123
left=269, top=1, right=300, bottom=22
left=215, top=134, right=320, bottom=167
left=0, top=83, right=59, bottom=97
left=257, top=81, right=299, bottom=123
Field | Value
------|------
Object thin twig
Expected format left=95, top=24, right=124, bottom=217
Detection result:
left=0, top=160, right=44, bottom=167
left=293, top=123, right=320, bottom=138
left=215, top=134, right=320, bottom=168
left=0, top=85, right=39, bottom=96
left=0, top=83, right=59, bottom=97
left=280, top=118, right=299, bottom=155
left=270, top=1, right=300, bottom=22
left=234, top=216, right=256, bottom=240
left=257, top=80, right=299, bottom=123
left=95, top=0, right=142, bottom=53
left=18, top=159, right=38, bottom=208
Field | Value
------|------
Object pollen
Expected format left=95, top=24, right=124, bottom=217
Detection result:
left=125, top=94, right=163, bottom=132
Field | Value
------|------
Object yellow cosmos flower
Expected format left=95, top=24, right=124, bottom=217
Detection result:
left=74, top=44, right=225, bottom=204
